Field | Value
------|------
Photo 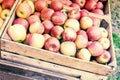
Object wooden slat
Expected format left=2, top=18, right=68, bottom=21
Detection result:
left=0, top=70, right=35, bottom=80
left=0, top=51, right=108, bottom=80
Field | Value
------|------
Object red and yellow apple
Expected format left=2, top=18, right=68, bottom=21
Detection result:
left=0, top=9, right=10, bottom=20
left=99, top=27, right=108, bottom=38
left=2, top=0, right=15, bottom=9
left=74, top=0, right=86, bottom=8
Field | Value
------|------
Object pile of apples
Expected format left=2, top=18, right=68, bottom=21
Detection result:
left=7, top=0, right=111, bottom=64
left=0, top=0, right=16, bottom=29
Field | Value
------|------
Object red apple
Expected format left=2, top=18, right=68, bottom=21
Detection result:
left=35, top=0, right=48, bottom=11
left=90, top=17, right=101, bottom=27
left=43, top=34, right=51, bottom=41
left=77, top=30, right=88, bottom=39
left=74, top=0, right=86, bottom=8
left=26, top=33, right=45, bottom=49
left=42, top=20, right=54, bottom=34
left=50, top=0, right=63, bottom=11
left=62, top=27, right=77, bottom=41
left=34, top=12, right=41, bottom=18
left=13, top=18, right=29, bottom=30
left=51, top=26, right=64, bottom=39
left=60, top=41, right=76, bottom=56
left=88, top=41, right=103, bottom=56
left=70, top=3, right=80, bottom=9
left=41, top=8, right=54, bottom=20
left=80, top=16, right=93, bottom=30
left=92, top=9, right=104, bottom=15
left=0, top=0, right=3, bottom=3
left=80, top=9, right=89, bottom=18
left=2, top=0, right=15, bottom=9
left=93, top=0, right=99, bottom=2
left=96, top=50, right=111, bottom=64
left=87, top=26, right=102, bottom=41
left=100, top=0, right=107, bottom=2
left=77, top=48, right=91, bottom=61
left=59, top=0, right=72, bottom=6
left=27, top=15, right=41, bottom=25
left=85, top=0, right=97, bottom=11
left=44, top=37, right=60, bottom=53
left=29, top=22, right=44, bottom=34
left=96, top=2, right=103, bottom=9
left=52, top=11, right=67, bottom=25
left=68, top=9, right=80, bottom=20
left=64, top=18, right=80, bottom=32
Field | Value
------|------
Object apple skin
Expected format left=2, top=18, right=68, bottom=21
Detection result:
left=75, top=35, right=88, bottom=49
left=80, top=9, right=89, bottom=18
left=52, top=11, right=67, bottom=25
left=42, top=20, right=54, bottom=34
left=77, top=30, right=88, bottom=39
left=43, top=34, right=51, bottom=41
left=90, top=17, right=100, bottom=27
left=62, top=27, right=77, bottom=41
left=2, top=0, right=15, bottom=9
left=92, top=9, right=104, bottom=15
left=74, top=0, right=86, bottom=8
left=51, top=26, right=64, bottom=39
left=70, top=3, right=80, bottom=9
left=96, top=2, right=103, bottom=9
left=99, top=27, right=108, bottom=38
left=7, top=24, right=26, bottom=41
left=0, top=5, right=3, bottom=14
left=85, top=0, right=97, bottom=11
left=96, top=50, right=111, bottom=64
left=41, top=8, right=54, bottom=20
left=34, top=12, right=41, bottom=19
left=44, top=37, right=60, bottom=53
left=29, top=22, right=44, bottom=34
left=64, top=18, right=80, bottom=32
left=100, top=0, right=107, bottom=2
left=0, top=0, right=3, bottom=3
left=13, top=18, right=29, bottom=30
left=88, top=41, right=104, bottom=56
left=16, top=2, right=32, bottom=18
left=60, top=41, right=76, bottom=56
left=0, top=18, right=4, bottom=29
left=26, top=33, right=45, bottom=49
left=59, top=0, right=72, bottom=6
left=35, top=0, right=48, bottom=11
left=87, top=26, right=102, bottom=41
left=77, top=48, right=91, bottom=61
left=98, top=37, right=110, bottom=50
left=68, top=9, right=80, bottom=20
left=0, top=9, right=10, bottom=20
left=80, top=16, right=93, bottom=30
left=50, top=0, right=63, bottom=11
left=27, top=15, right=41, bottom=25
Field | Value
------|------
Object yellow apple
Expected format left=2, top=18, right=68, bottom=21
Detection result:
left=0, top=9, right=10, bottom=20
left=0, top=5, right=2, bottom=14
left=99, top=27, right=108, bottom=38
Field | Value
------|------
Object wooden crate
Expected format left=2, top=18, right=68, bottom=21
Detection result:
left=0, top=0, right=117, bottom=79
left=0, top=0, right=19, bottom=37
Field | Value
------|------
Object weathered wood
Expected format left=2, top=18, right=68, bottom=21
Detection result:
left=0, top=51, right=108, bottom=80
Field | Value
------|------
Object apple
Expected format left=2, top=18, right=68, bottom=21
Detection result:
left=59, top=0, right=72, bottom=6
left=52, top=11, right=67, bottom=25
left=50, top=0, right=63, bottom=11
left=77, top=48, right=91, bottom=61
left=29, top=22, right=44, bottom=34
left=42, top=20, right=54, bottom=34
left=68, top=9, right=80, bottom=20
left=23, top=0, right=35, bottom=14
left=92, top=9, right=104, bottom=15
left=70, top=3, right=80, bottom=9
left=96, top=50, right=111, bottom=64
left=26, top=33, right=45, bottom=49
left=27, top=15, right=41, bottom=25
left=99, top=27, right=108, bottom=38
left=13, top=18, right=29, bottom=30
left=34, top=12, right=41, bottom=18
left=2, top=0, right=15, bottom=9
left=0, top=18, right=4, bottom=29
left=77, top=30, right=88, bottom=39
left=90, top=17, right=101, bottom=27
left=100, top=0, right=107, bottom=2
left=80, top=9, right=89, bottom=18
left=87, top=26, right=102, bottom=41
left=93, top=0, right=99, bottom=2
left=16, top=2, right=32, bottom=18
left=64, top=18, right=80, bottom=32
left=60, top=41, right=76, bottom=56
left=0, top=0, right=3, bottom=3
left=0, top=5, right=2, bottom=14
left=35, top=0, right=48, bottom=11
left=62, top=27, right=77, bottom=41
left=43, top=34, right=51, bottom=41
left=80, top=16, right=93, bottom=30
left=85, top=0, right=97, bottom=11
left=51, top=26, right=64, bottom=39
left=75, top=35, right=88, bottom=49
left=98, top=37, right=110, bottom=50
left=44, top=37, right=60, bottom=53
left=0, top=9, right=10, bottom=20
left=96, top=2, right=103, bottom=9
left=7, top=24, right=26, bottom=42
left=41, top=8, right=54, bottom=20
left=88, top=41, right=103, bottom=56
left=74, top=0, right=86, bottom=8
left=87, top=41, right=93, bottom=47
